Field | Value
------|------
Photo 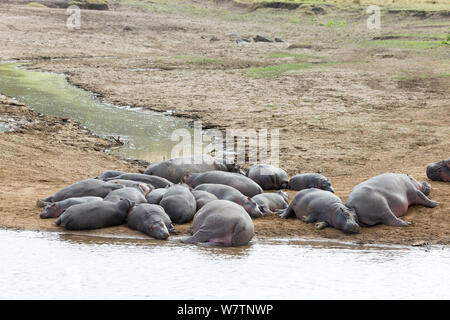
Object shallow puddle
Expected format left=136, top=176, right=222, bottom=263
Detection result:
left=0, top=62, right=195, bottom=161
left=0, top=229, right=449, bottom=299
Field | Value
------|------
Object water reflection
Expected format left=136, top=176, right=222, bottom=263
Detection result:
left=1, top=229, right=449, bottom=299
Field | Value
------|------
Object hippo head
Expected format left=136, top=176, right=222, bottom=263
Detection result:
left=427, top=159, right=450, bottom=182
left=145, top=216, right=170, bottom=240
left=318, top=178, right=334, bottom=193
left=239, top=197, right=263, bottom=218
left=40, top=203, right=62, bottom=219
left=335, top=207, right=359, bottom=234
left=407, top=175, right=431, bottom=196
left=182, top=173, right=194, bottom=186
left=226, top=162, right=245, bottom=175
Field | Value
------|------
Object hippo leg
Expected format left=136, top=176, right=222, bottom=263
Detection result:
left=301, top=214, right=317, bottom=223
left=316, top=221, right=329, bottom=229
left=381, top=209, right=411, bottom=227
left=182, top=229, right=217, bottom=244
left=414, top=191, right=440, bottom=208
left=279, top=206, right=294, bottom=219
left=169, top=224, right=177, bottom=234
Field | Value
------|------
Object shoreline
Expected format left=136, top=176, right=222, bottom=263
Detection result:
left=0, top=1, right=449, bottom=246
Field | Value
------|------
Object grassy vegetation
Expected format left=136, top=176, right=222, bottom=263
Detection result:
left=26, top=2, right=48, bottom=8
left=244, top=63, right=313, bottom=78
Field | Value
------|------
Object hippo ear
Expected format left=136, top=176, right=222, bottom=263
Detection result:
left=445, top=160, right=450, bottom=169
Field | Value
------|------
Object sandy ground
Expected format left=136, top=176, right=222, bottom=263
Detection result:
left=0, top=0, right=449, bottom=245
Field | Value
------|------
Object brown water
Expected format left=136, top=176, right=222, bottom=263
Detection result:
left=1, top=229, right=449, bottom=299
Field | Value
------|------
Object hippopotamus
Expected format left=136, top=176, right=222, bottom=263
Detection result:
left=191, top=190, right=218, bottom=210
left=56, top=199, right=134, bottom=230
left=159, top=184, right=196, bottom=224
left=109, top=179, right=155, bottom=190
left=280, top=188, right=359, bottom=233
left=346, top=173, right=439, bottom=227
left=246, top=164, right=289, bottom=190
left=252, top=191, right=289, bottom=214
left=426, top=157, right=450, bottom=182
left=127, top=204, right=175, bottom=239
left=144, top=155, right=244, bottom=183
left=104, top=173, right=172, bottom=189
left=184, top=171, right=263, bottom=197
left=193, top=184, right=263, bottom=218
left=104, top=184, right=150, bottom=204
left=96, top=170, right=127, bottom=180
left=145, top=188, right=168, bottom=204
left=182, top=200, right=254, bottom=246
left=40, top=179, right=123, bottom=203
left=40, top=196, right=103, bottom=219
left=288, top=173, right=334, bottom=193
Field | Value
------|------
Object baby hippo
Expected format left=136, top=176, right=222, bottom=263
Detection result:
left=246, top=164, right=289, bottom=190
left=40, top=196, right=103, bottom=219
left=252, top=191, right=289, bottom=214
left=427, top=157, right=450, bottom=182
left=104, top=184, right=150, bottom=204
left=127, top=204, right=175, bottom=240
left=56, top=199, right=134, bottom=230
left=288, top=173, right=334, bottom=193
left=280, top=189, right=359, bottom=234
left=182, top=200, right=254, bottom=246
left=191, top=190, right=218, bottom=211
left=346, top=173, right=439, bottom=227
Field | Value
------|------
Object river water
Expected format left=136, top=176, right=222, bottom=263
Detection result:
left=1, top=62, right=449, bottom=299
left=1, top=229, right=449, bottom=299
left=0, top=62, right=193, bottom=161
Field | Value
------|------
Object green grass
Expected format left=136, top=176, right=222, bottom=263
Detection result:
left=245, top=63, right=313, bottom=78
left=318, top=20, right=347, bottom=28
left=26, top=2, right=48, bottom=8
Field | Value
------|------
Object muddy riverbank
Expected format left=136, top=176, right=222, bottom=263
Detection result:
left=0, top=0, right=449, bottom=245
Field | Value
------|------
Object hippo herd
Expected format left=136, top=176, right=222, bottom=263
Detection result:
left=38, top=155, right=450, bottom=247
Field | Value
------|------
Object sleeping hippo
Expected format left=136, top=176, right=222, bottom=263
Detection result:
left=144, top=155, right=244, bottom=183
left=104, top=184, right=150, bottom=204
left=40, top=179, right=123, bottom=204
left=252, top=191, right=289, bottom=214
left=145, top=188, right=168, bottom=204
left=280, top=188, right=359, bottom=234
left=96, top=170, right=127, bottom=180
left=104, top=173, right=172, bottom=189
left=159, top=184, right=197, bottom=224
left=288, top=173, right=334, bottom=193
left=191, top=190, right=218, bottom=210
left=109, top=179, right=155, bottom=190
left=182, top=200, right=254, bottom=246
left=193, top=184, right=263, bottom=218
left=346, top=173, right=439, bottom=227
left=426, top=157, right=450, bottom=182
left=40, top=196, right=103, bottom=219
left=184, top=171, right=263, bottom=197
left=127, top=204, right=175, bottom=239
left=56, top=199, right=134, bottom=230
left=246, top=164, right=289, bottom=190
